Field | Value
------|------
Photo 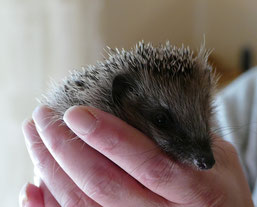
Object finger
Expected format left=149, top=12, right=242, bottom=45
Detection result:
left=22, top=119, right=101, bottom=207
left=63, top=106, right=225, bottom=205
left=32, top=106, right=170, bottom=207
left=19, top=183, right=44, bottom=207
left=33, top=173, right=60, bottom=207
left=38, top=179, right=61, bottom=207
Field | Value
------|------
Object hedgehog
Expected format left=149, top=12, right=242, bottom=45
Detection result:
left=41, top=41, right=217, bottom=170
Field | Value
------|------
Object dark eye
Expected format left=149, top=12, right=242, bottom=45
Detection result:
left=128, top=86, right=134, bottom=93
left=153, top=113, right=169, bottom=128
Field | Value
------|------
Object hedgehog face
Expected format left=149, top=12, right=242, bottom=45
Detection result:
left=42, top=41, right=216, bottom=170
left=112, top=64, right=215, bottom=170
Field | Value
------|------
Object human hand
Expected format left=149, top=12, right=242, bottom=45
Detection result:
left=20, top=105, right=254, bottom=207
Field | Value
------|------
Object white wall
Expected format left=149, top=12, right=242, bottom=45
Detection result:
left=0, top=1, right=103, bottom=206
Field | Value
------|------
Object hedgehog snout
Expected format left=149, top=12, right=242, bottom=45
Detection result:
left=193, top=152, right=215, bottom=170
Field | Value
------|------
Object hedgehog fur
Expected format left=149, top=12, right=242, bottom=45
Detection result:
left=41, top=41, right=217, bottom=170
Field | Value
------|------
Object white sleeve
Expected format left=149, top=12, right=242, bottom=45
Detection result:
left=214, top=67, right=257, bottom=205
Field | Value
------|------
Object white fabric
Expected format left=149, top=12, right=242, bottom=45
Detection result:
left=215, top=67, right=257, bottom=205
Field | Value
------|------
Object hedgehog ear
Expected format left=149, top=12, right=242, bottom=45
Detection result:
left=112, top=74, right=134, bottom=105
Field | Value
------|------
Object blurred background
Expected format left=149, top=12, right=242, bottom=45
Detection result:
left=1, top=0, right=257, bottom=206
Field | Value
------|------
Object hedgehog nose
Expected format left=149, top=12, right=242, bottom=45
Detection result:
left=194, top=154, right=215, bottom=170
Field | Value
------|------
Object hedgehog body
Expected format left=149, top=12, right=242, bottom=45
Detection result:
left=42, top=41, right=216, bottom=170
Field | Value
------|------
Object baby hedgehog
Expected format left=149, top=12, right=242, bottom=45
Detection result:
left=41, top=41, right=217, bottom=170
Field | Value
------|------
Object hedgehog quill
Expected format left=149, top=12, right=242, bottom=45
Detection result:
left=41, top=41, right=217, bottom=170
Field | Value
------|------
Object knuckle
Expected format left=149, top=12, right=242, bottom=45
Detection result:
left=225, top=141, right=240, bottom=162
left=217, top=139, right=239, bottom=158
left=29, top=141, right=51, bottom=169
left=61, top=188, right=87, bottom=207
left=226, top=141, right=237, bottom=154
left=44, top=127, right=73, bottom=156
left=45, top=129, right=66, bottom=153
left=135, top=154, right=176, bottom=189
left=89, top=133, right=119, bottom=154
left=81, top=165, right=122, bottom=200
left=87, top=122, right=121, bottom=155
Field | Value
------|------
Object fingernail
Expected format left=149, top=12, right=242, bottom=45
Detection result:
left=19, top=182, right=29, bottom=207
left=63, top=106, right=97, bottom=135
left=32, top=105, right=52, bottom=132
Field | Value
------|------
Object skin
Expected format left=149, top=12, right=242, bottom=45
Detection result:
left=20, top=105, right=254, bottom=207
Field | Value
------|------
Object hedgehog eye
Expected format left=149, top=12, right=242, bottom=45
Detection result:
left=128, top=86, right=134, bottom=93
left=153, top=112, right=169, bottom=128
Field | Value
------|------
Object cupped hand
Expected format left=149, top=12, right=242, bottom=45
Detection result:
left=20, top=105, right=254, bottom=207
